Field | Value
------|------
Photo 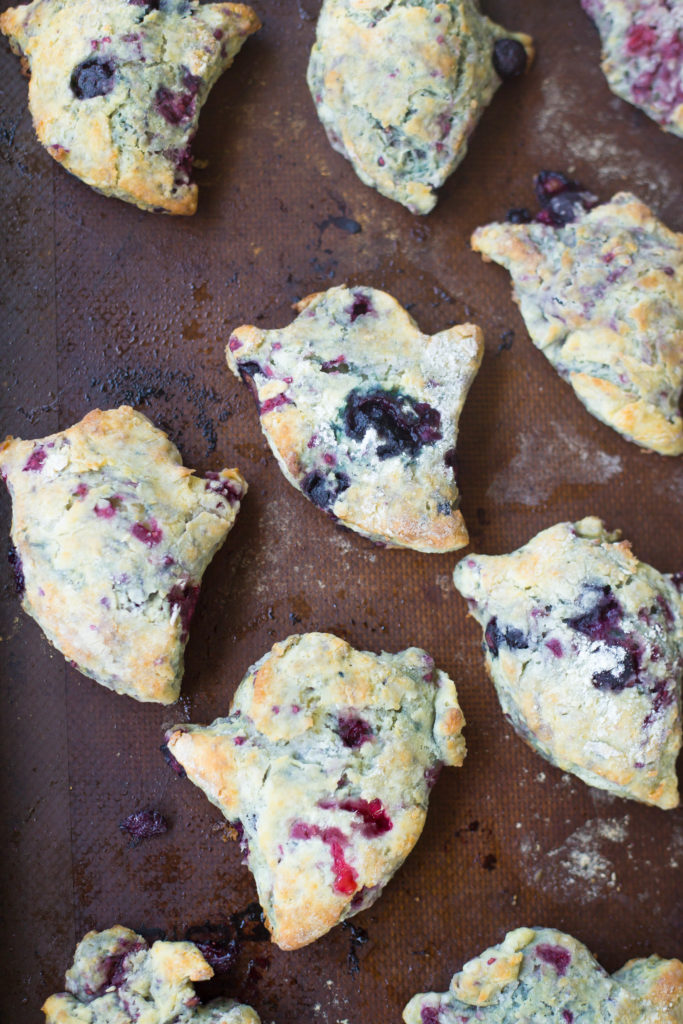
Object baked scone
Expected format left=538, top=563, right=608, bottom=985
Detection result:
left=582, top=0, right=683, bottom=138
left=0, top=0, right=260, bottom=214
left=226, top=285, right=483, bottom=553
left=307, top=0, right=533, bottom=214
left=403, top=926, right=683, bottom=1024
left=453, top=517, right=682, bottom=809
left=166, top=631, right=467, bottom=950
left=42, top=926, right=261, bottom=1024
left=472, top=192, right=683, bottom=455
left=0, top=406, right=246, bottom=704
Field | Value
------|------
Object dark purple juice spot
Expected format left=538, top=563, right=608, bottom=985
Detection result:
left=536, top=943, right=571, bottom=975
left=302, top=469, right=350, bottom=511
left=424, top=764, right=442, bottom=789
left=343, top=921, right=369, bottom=976
left=484, top=617, right=528, bottom=657
left=205, top=471, right=244, bottom=504
left=160, top=743, right=186, bottom=777
left=260, top=393, right=292, bottom=415
left=169, top=144, right=193, bottom=186
left=336, top=713, right=373, bottom=748
left=481, top=853, right=497, bottom=870
left=23, top=446, right=46, bottom=472
left=155, top=71, right=201, bottom=125
left=74, top=482, right=89, bottom=497
left=592, top=650, right=636, bottom=692
left=7, top=543, right=25, bottom=597
left=119, top=809, right=168, bottom=842
left=321, top=355, right=349, bottom=373
left=348, top=292, right=373, bottom=321
left=506, top=207, right=532, bottom=224
left=443, top=447, right=458, bottom=481
left=420, top=1007, right=442, bottom=1024
left=566, top=587, right=622, bottom=642
left=131, top=518, right=162, bottom=546
left=492, top=37, right=528, bottom=78
left=344, top=389, right=441, bottom=459
left=71, top=58, right=116, bottom=99
left=129, top=0, right=161, bottom=6
left=168, top=581, right=200, bottom=640
left=329, top=216, right=362, bottom=234
left=321, top=797, right=392, bottom=838
left=562, top=1011, right=574, bottom=1023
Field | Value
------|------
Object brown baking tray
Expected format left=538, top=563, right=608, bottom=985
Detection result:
left=1, top=1, right=681, bottom=1021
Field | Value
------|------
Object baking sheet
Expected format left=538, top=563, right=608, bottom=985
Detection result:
left=1, top=1, right=681, bottom=1021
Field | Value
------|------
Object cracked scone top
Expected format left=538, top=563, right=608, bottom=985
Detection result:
left=42, top=926, right=262, bottom=1024
left=166, top=631, right=466, bottom=950
left=226, top=285, right=483, bottom=553
left=403, top=926, right=683, bottom=1024
left=453, top=517, right=682, bottom=809
left=307, top=0, right=533, bottom=214
left=0, top=0, right=260, bottom=214
left=471, top=192, right=683, bottom=455
left=0, top=406, right=246, bottom=704
left=582, top=0, right=683, bottom=137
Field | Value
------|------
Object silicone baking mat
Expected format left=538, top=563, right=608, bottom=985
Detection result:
left=0, top=1, right=681, bottom=1021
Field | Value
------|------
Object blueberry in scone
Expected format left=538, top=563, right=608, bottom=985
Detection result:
left=0, top=0, right=260, bottom=214
left=582, top=0, right=683, bottom=138
left=166, top=632, right=467, bottom=950
left=42, top=926, right=262, bottom=1024
left=403, top=926, right=683, bottom=1023
left=472, top=191, right=683, bottom=455
left=453, top=517, right=682, bottom=809
left=0, top=406, right=247, bottom=704
left=226, top=285, right=484, bottom=553
left=307, top=0, right=533, bottom=214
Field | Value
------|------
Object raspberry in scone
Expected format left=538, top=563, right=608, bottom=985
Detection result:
left=453, top=517, right=682, bottom=809
left=166, top=631, right=467, bottom=950
left=0, top=406, right=247, bottom=704
left=582, top=0, right=683, bottom=137
left=0, top=0, right=260, bottom=214
left=307, top=0, right=533, bottom=214
left=472, top=191, right=683, bottom=455
left=226, top=285, right=484, bottom=553
left=42, top=926, right=262, bottom=1024
left=403, top=926, right=683, bottom=1024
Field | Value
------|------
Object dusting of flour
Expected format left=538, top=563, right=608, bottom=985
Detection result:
left=488, top=421, right=622, bottom=506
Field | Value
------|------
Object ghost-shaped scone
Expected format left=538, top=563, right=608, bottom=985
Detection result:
left=403, top=926, right=683, bottom=1024
left=582, top=0, right=683, bottom=138
left=166, top=632, right=467, bottom=950
left=0, top=0, right=260, bottom=213
left=472, top=192, right=683, bottom=455
left=42, top=926, right=262, bottom=1024
left=226, top=285, right=483, bottom=553
left=307, top=0, right=533, bottom=214
left=453, top=517, right=682, bottom=809
left=0, top=406, right=246, bottom=704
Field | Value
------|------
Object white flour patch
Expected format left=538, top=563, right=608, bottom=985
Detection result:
left=542, top=815, right=630, bottom=901
left=488, top=422, right=622, bottom=506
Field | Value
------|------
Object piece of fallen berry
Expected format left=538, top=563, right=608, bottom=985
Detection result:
left=119, top=809, right=168, bottom=842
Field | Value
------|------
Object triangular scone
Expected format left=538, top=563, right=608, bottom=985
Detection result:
left=307, top=0, right=533, bottom=214
left=403, top=926, right=683, bottom=1024
left=0, top=0, right=260, bottom=214
left=471, top=192, right=683, bottom=455
left=582, top=0, right=683, bottom=138
left=42, top=926, right=262, bottom=1024
left=0, top=406, right=246, bottom=704
left=167, top=632, right=466, bottom=950
left=453, top=517, right=682, bottom=809
left=226, top=285, right=483, bottom=553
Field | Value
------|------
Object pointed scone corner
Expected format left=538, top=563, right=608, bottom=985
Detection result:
left=226, top=285, right=483, bottom=553
left=453, top=517, right=682, bottom=809
left=472, top=192, right=683, bottom=455
left=581, top=0, right=683, bottom=138
left=166, top=632, right=466, bottom=950
left=0, top=0, right=260, bottom=213
left=403, top=926, right=683, bottom=1024
left=0, top=406, right=247, bottom=704
left=307, top=0, right=533, bottom=213
left=42, top=926, right=262, bottom=1024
